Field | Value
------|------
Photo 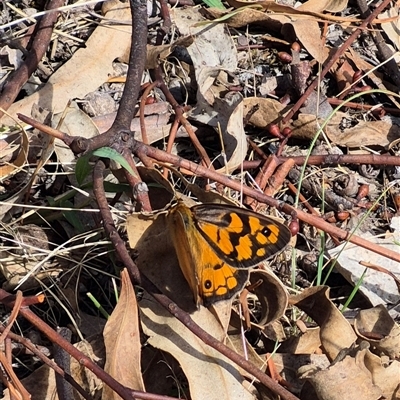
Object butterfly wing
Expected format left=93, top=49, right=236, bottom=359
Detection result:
left=192, top=204, right=291, bottom=269
left=169, top=203, right=249, bottom=306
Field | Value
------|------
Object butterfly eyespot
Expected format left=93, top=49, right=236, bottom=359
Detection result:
left=204, top=280, right=212, bottom=289
left=261, top=226, right=272, bottom=236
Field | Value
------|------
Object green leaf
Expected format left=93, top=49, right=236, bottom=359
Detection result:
left=201, top=0, right=226, bottom=9
left=60, top=199, right=86, bottom=233
left=75, top=154, right=93, bottom=186
left=92, top=147, right=136, bottom=177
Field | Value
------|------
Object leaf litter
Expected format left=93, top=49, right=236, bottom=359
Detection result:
left=0, top=0, right=399, bottom=399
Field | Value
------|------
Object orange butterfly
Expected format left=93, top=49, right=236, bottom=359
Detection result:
left=168, top=202, right=291, bottom=307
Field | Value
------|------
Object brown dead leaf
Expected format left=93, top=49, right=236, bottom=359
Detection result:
left=287, top=19, right=329, bottom=64
left=212, top=4, right=331, bottom=63
left=72, top=336, right=105, bottom=399
left=92, top=102, right=172, bottom=144
left=326, top=117, right=400, bottom=148
left=2, top=364, right=57, bottom=400
left=346, top=48, right=400, bottom=109
left=362, top=346, right=400, bottom=400
left=379, top=5, right=400, bottom=51
left=3, top=335, right=105, bottom=400
left=171, top=7, right=237, bottom=71
left=206, top=7, right=281, bottom=30
left=225, top=0, right=362, bottom=24
left=299, top=353, right=383, bottom=400
left=188, top=67, right=247, bottom=173
left=354, top=305, right=400, bottom=359
left=290, top=286, right=357, bottom=360
left=103, top=269, right=145, bottom=399
left=223, top=100, right=249, bottom=173
left=145, top=36, right=194, bottom=69
left=0, top=125, right=28, bottom=178
left=298, top=0, right=348, bottom=13
left=172, top=7, right=249, bottom=172
left=243, top=97, right=285, bottom=128
left=279, top=327, right=322, bottom=355
left=269, top=353, right=330, bottom=394
left=0, top=1, right=132, bottom=125
left=247, top=269, right=288, bottom=326
left=140, top=291, right=254, bottom=400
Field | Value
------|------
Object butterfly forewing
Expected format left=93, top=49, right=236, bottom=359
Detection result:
left=169, top=202, right=250, bottom=306
left=192, top=204, right=291, bottom=269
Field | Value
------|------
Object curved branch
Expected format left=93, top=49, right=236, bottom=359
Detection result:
left=0, top=0, right=64, bottom=117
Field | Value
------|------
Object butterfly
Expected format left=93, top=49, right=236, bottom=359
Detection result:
left=168, top=201, right=291, bottom=307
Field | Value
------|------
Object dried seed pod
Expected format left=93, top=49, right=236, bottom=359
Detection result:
left=371, top=107, right=385, bottom=118
left=289, top=219, right=299, bottom=236
left=281, top=127, right=292, bottom=137
left=278, top=51, right=292, bottom=64
left=291, top=41, right=301, bottom=52
left=356, top=184, right=369, bottom=201
left=267, top=123, right=284, bottom=139
left=145, top=96, right=156, bottom=104
left=336, top=211, right=350, bottom=221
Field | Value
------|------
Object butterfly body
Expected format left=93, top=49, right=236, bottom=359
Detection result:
left=168, top=202, right=291, bottom=307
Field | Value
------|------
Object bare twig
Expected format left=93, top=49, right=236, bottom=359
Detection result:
left=0, top=0, right=64, bottom=117
left=282, top=0, right=393, bottom=124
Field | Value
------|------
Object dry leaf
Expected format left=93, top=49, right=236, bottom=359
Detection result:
left=145, top=36, right=194, bottom=69
left=299, top=354, right=383, bottom=400
left=347, top=48, right=400, bottom=109
left=223, top=100, right=249, bottom=173
left=290, top=286, right=357, bottom=360
left=245, top=269, right=288, bottom=326
left=0, top=126, right=28, bottom=178
left=3, top=335, right=105, bottom=400
left=103, top=269, right=145, bottom=399
left=354, top=305, right=400, bottom=359
left=188, top=67, right=247, bottom=173
left=243, top=97, right=285, bottom=128
left=171, top=7, right=248, bottom=172
left=362, top=346, right=400, bottom=400
left=0, top=1, right=132, bottom=125
left=298, top=0, right=348, bottom=13
left=92, top=102, right=172, bottom=145
left=379, top=5, right=400, bottom=52
left=171, top=7, right=237, bottom=72
left=279, top=327, right=322, bottom=355
left=140, top=292, right=254, bottom=400
left=326, top=116, right=400, bottom=148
